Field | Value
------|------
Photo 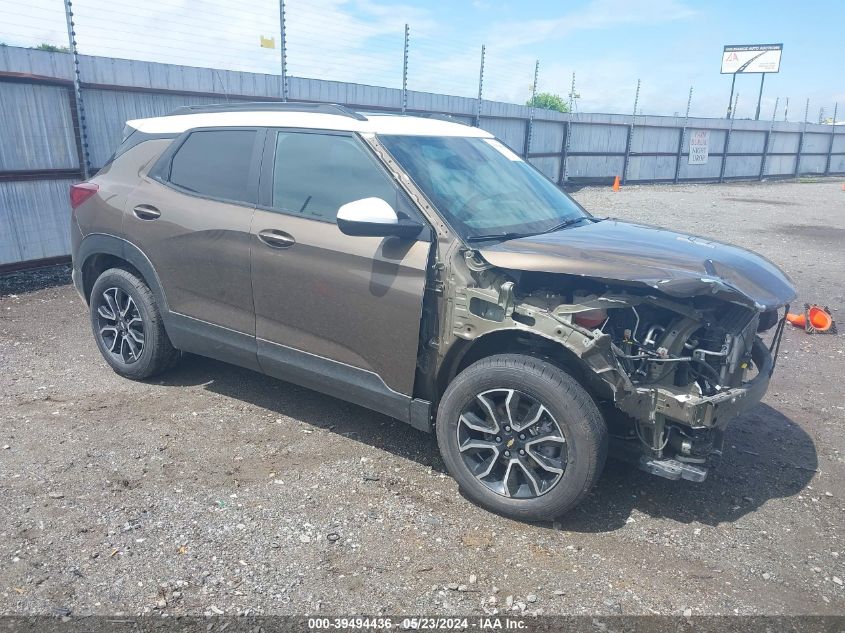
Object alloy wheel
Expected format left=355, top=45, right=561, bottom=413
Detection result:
left=95, top=287, right=145, bottom=364
left=456, top=388, right=567, bottom=499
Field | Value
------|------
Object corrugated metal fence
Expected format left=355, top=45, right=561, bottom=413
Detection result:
left=1, top=46, right=843, bottom=269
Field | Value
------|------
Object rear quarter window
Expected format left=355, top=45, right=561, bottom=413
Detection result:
left=167, top=129, right=257, bottom=204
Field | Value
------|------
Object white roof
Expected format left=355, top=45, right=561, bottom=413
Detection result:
left=126, top=110, right=493, bottom=137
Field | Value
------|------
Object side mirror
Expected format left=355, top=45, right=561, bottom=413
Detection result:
left=337, top=197, right=423, bottom=239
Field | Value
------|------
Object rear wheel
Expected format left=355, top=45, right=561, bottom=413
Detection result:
left=89, top=268, right=179, bottom=379
left=436, top=354, right=607, bottom=521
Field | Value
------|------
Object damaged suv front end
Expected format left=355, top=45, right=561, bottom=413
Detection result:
left=471, top=220, right=795, bottom=482
left=376, top=133, right=796, bottom=485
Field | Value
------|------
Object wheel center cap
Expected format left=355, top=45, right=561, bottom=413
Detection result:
left=506, top=437, right=516, bottom=448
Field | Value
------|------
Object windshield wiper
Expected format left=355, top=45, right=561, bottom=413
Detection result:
left=465, top=217, right=606, bottom=244
left=465, top=231, right=533, bottom=243
left=537, top=215, right=598, bottom=235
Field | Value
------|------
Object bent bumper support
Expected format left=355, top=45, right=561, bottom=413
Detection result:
left=611, top=333, right=778, bottom=482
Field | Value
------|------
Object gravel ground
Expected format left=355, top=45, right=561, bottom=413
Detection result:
left=1, top=179, right=843, bottom=617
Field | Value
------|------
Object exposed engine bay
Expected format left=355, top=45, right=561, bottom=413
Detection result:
left=442, top=250, right=787, bottom=483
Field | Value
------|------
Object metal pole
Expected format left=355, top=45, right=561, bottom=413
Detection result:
left=674, top=86, right=693, bottom=184
left=63, top=0, right=90, bottom=179
left=754, top=73, right=765, bottom=120
left=825, top=102, right=838, bottom=176
left=524, top=59, right=539, bottom=158
left=760, top=96, right=778, bottom=180
left=720, top=92, right=737, bottom=183
left=622, top=79, right=640, bottom=184
left=401, top=24, right=409, bottom=113
left=726, top=72, right=737, bottom=119
left=560, top=72, right=576, bottom=186
left=279, top=0, right=288, bottom=101
left=794, top=98, right=809, bottom=177
left=783, top=97, right=789, bottom=121
left=474, top=44, right=485, bottom=127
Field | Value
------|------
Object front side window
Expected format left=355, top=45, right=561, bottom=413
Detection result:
left=271, top=131, right=399, bottom=223
left=168, top=129, right=257, bottom=204
left=378, top=135, right=588, bottom=241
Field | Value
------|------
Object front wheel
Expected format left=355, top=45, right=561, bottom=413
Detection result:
left=436, top=354, right=607, bottom=521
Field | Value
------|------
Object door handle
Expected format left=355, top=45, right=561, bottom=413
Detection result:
left=133, top=204, right=161, bottom=220
left=258, top=229, right=296, bottom=249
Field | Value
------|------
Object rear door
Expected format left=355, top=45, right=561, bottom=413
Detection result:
left=125, top=127, right=263, bottom=368
left=250, top=129, right=431, bottom=415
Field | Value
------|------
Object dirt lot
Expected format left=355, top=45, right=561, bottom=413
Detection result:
left=1, top=179, right=843, bottom=617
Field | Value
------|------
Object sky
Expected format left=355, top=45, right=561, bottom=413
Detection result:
left=0, top=0, right=842, bottom=121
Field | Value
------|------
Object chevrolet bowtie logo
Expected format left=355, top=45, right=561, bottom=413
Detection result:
left=506, top=438, right=515, bottom=448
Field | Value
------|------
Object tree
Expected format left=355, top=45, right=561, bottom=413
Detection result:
left=33, top=43, right=70, bottom=53
left=526, top=92, right=569, bottom=113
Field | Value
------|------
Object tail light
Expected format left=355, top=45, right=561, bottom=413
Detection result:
left=70, top=182, right=99, bottom=210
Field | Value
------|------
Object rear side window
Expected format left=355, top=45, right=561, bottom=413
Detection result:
left=271, top=131, right=397, bottom=222
left=168, top=130, right=257, bottom=203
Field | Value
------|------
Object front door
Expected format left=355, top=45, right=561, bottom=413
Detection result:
left=125, top=128, right=263, bottom=368
left=250, top=129, right=430, bottom=418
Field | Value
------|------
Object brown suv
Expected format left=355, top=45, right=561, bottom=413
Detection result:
left=70, top=102, right=796, bottom=520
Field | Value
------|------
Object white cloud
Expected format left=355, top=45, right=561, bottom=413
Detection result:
left=486, top=0, right=697, bottom=51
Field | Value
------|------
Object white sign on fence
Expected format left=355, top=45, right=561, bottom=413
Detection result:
left=688, top=130, right=710, bottom=165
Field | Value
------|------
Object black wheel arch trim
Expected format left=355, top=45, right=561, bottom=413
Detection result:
left=75, top=233, right=171, bottom=315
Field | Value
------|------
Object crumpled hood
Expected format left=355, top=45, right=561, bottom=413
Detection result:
left=478, top=220, right=797, bottom=310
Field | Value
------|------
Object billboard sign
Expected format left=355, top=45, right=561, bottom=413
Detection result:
left=721, top=44, right=783, bottom=74
left=688, top=130, right=710, bottom=165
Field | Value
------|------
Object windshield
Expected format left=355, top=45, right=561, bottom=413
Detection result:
left=377, top=135, right=588, bottom=241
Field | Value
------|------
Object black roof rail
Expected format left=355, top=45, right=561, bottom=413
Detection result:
left=169, top=102, right=368, bottom=121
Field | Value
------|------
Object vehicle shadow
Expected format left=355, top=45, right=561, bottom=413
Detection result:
left=157, top=353, right=446, bottom=471
left=158, top=355, right=817, bottom=532
left=561, top=403, right=818, bottom=532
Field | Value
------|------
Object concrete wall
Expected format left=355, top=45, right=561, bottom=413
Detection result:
left=1, top=46, right=843, bottom=267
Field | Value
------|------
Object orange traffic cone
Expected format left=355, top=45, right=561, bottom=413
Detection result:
left=612, top=175, right=621, bottom=192
left=786, top=304, right=834, bottom=332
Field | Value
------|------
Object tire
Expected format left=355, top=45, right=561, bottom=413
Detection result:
left=436, top=354, right=607, bottom=521
left=89, top=267, right=180, bottom=379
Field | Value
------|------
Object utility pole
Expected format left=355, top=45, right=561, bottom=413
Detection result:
left=726, top=72, right=737, bottom=119
left=622, top=79, right=640, bottom=184
left=524, top=60, right=539, bottom=157
left=63, top=0, right=90, bottom=179
left=720, top=92, right=738, bottom=182
left=674, top=86, right=693, bottom=184
left=474, top=44, right=485, bottom=127
left=760, top=96, right=778, bottom=180
left=278, top=0, right=288, bottom=101
left=754, top=74, right=765, bottom=120
left=402, top=24, right=409, bottom=113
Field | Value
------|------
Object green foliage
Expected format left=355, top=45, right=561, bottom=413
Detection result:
left=526, top=92, right=570, bottom=113
left=33, top=43, right=70, bottom=53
